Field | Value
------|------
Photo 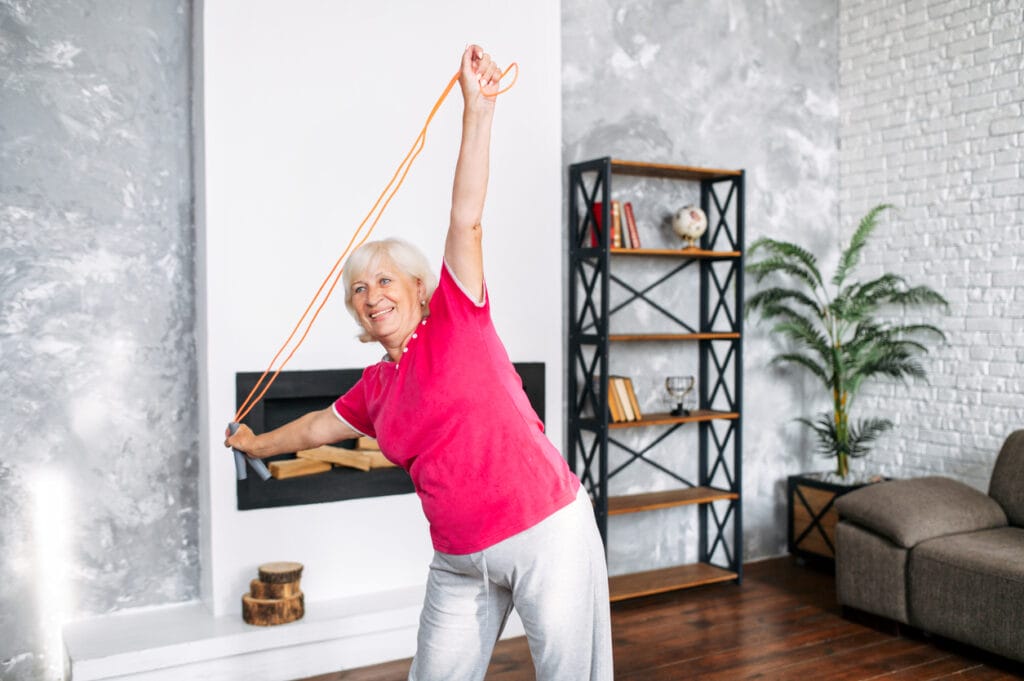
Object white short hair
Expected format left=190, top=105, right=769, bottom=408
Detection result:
left=343, top=238, right=438, bottom=342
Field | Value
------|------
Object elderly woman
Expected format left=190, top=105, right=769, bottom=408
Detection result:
left=226, top=45, right=612, bottom=681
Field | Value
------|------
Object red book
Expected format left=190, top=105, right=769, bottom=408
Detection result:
left=624, top=201, right=641, bottom=249
left=590, top=201, right=604, bottom=247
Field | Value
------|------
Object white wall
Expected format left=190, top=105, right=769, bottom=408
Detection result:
left=839, top=0, right=1024, bottom=488
left=197, top=0, right=562, bottom=616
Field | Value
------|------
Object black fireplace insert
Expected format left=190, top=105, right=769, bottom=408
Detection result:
left=235, top=363, right=545, bottom=510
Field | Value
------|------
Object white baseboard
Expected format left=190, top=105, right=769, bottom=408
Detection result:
left=64, top=587, right=526, bottom=681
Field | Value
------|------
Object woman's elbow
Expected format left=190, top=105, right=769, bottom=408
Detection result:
left=449, top=219, right=483, bottom=243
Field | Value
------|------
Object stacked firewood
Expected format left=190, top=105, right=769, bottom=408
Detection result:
left=242, top=561, right=305, bottom=626
left=268, top=437, right=396, bottom=479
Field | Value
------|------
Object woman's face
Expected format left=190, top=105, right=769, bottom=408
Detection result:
left=349, top=257, right=425, bottom=348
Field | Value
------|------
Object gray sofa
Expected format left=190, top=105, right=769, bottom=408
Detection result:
left=834, top=430, right=1024, bottom=663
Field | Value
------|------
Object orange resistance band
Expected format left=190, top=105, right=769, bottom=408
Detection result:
left=233, top=63, right=519, bottom=425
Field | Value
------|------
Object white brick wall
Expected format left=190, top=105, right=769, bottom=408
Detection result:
left=839, top=0, right=1024, bottom=488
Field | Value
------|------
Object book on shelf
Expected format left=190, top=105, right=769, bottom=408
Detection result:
left=611, top=200, right=623, bottom=248
left=604, top=376, right=643, bottom=423
left=623, top=201, right=641, bottom=249
left=589, top=201, right=604, bottom=247
left=597, top=375, right=626, bottom=423
left=622, top=376, right=643, bottom=421
left=590, top=200, right=641, bottom=250
left=607, top=377, right=624, bottom=422
left=610, top=376, right=626, bottom=419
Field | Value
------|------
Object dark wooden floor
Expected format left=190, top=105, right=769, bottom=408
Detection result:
left=300, top=557, right=1023, bottom=680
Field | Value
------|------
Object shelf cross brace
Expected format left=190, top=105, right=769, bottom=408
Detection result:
left=606, top=427, right=696, bottom=489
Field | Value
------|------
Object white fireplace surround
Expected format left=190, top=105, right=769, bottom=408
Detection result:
left=64, top=2, right=562, bottom=679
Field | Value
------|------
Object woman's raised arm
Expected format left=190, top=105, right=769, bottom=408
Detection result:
left=444, top=44, right=500, bottom=301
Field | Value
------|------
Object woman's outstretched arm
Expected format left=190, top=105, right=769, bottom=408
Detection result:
left=444, top=44, right=501, bottom=301
left=225, top=408, right=359, bottom=459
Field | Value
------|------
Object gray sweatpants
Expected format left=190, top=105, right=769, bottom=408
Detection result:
left=408, top=487, right=613, bottom=681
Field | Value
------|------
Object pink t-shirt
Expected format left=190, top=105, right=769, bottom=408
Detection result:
left=333, top=261, right=580, bottom=554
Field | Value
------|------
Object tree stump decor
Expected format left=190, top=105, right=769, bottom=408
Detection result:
left=242, top=561, right=305, bottom=626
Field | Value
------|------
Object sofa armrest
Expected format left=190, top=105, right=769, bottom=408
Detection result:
left=835, top=476, right=1007, bottom=548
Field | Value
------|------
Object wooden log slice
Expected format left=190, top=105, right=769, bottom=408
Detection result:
left=365, top=450, right=397, bottom=469
left=356, top=436, right=379, bottom=450
left=296, top=445, right=372, bottom=471
left=242, top=591, right=304, bottom=626
left=250, top=578, right=301, bottom=600
left=268, top=458, right=332, bottom=479
left=258, top=561, right=304, bottom=584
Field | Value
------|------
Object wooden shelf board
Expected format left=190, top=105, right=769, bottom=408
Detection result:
left=609, top=409, right=739, bottom=429
left=608, top=487, right=738, bottom=515
left=610, top=247, right=742, bottom=259
left=610, top=159, right=743, bottom=181
left=609, top=563, right=738, bottom=602
left=609, top=332, right=741, bottom=342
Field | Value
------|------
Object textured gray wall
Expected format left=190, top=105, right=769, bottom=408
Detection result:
left=562, top=0, right=841, bottom=573
left=0, top=2, right=197, bottom=679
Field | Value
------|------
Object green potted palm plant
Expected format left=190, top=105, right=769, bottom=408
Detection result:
left=746, top=204, right=947, bottom=563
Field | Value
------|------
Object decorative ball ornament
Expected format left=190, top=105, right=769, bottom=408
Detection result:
left=671, top=205, right=708, bottom=249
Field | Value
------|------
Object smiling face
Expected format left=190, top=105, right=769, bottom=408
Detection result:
left=349, top=255, right=426, bottom=356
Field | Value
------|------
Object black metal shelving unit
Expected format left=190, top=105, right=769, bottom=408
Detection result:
left=567, top=157, right=745, bottom=601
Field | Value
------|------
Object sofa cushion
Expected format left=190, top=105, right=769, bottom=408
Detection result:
left=989, top=430, right=1024, bottom=527
left=909, top=526, right=1024, bottom=662
left=835, top=476, right=1007, bottom=548
left=835, top=522, right=910, bottom=624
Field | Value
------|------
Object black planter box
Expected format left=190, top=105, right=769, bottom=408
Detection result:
left=787, top=472, right=881, bottom=567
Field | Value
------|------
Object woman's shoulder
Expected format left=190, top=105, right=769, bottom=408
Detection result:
left=438, top=259, right=488, bottom=309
